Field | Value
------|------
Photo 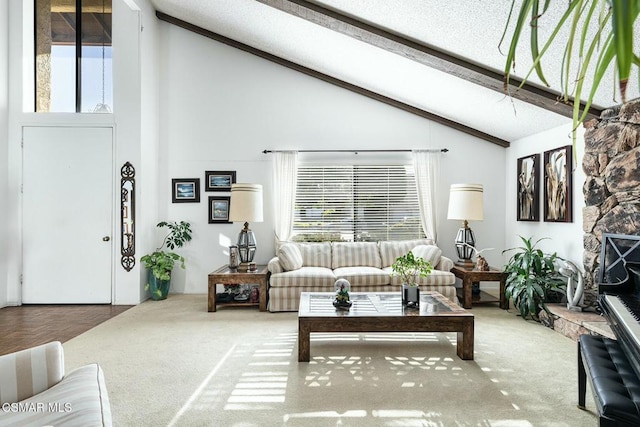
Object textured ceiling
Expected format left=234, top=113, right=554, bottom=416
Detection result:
left=149, top=0, right=639, bottom=144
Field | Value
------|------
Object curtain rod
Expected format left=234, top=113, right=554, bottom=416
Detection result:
left=263, top=148, right=448, bottom=154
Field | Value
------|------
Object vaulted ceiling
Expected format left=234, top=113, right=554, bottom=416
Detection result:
left=149, top=0, right=639, bottom=146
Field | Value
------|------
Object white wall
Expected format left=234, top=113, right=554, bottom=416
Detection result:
left=5, top=0, right=26, bottom=305
left=112, top=0, right=163, bottom=305
left=136, top=0, right=163, bottom=303
left=3, top=4, right=512, bottom=303
left=0, top=0, right=9, bottom=307
left=505, top=122, right=584, bottom=267
left=158, top=22, right=507, bottom=293
left=4, top=0, right=156, bottom=305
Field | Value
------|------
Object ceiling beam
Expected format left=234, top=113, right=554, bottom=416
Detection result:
left=92, top=13, right=112, bottom=43
left=156, top=11, right=509, bottom=147
left=256, top=0, right=602, bottom=121
left=59, top=12, right=76, bottom=34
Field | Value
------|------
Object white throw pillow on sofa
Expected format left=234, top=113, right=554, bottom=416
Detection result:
left=411, top=245, right=442, bottom=267
left=278, top=243, right=303, bottom=271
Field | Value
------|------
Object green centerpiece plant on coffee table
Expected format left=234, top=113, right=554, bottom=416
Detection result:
left=392, top=250, right=433, bottom=308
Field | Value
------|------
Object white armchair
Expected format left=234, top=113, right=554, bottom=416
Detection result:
left=0, top=341, right=112, bottom=426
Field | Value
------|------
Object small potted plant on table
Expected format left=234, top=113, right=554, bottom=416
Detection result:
left=392, top=251, right=433, bottom=308
left=141, top=221, right=192, bottom=300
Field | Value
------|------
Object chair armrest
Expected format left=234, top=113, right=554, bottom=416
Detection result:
left=0, top=341, right=64, bottom=404
left=268, top=256, right=284, bottom=274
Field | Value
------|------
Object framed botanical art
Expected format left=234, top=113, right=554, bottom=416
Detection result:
left=516, top=154, right=539, bottom=221
left=205, top=171, right=236, bottom=192
left=543, top=145, right=572, bottom=222
left=171, top=178, right=200, bottom=203
left=208, top=196, right=231, bottom=224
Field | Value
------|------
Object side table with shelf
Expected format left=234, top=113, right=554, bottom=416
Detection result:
left=451, top=265, right=508, bottom=310
left=207, top=265, right=269, bottom=312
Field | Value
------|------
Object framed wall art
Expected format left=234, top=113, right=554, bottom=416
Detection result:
left=543, top=145, right=572, bottom=222
left=171, top=178, right=200, bottom=203
left=205, top=170, right=236, bottom=192
left=208, top=196, right=231, bottom=224
left=516, top=153, right=540, bottom=221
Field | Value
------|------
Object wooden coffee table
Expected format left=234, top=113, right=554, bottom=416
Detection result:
left=297, top=291, right=474, bottom=362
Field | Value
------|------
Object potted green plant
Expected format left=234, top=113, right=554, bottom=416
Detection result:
left=141, top=221, right=192, bottom=300
left=392, top=251, right=433, bottom=308
left=503, top=236, right=566, bottom=321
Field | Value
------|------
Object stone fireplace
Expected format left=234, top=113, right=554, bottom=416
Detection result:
left=582, top=98, right=640, bottom=304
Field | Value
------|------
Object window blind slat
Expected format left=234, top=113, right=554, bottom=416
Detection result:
left=293, top=164, right=423, bottom=242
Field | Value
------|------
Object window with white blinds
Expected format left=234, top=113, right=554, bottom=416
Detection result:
left=293, top=164, right=424, bottom=242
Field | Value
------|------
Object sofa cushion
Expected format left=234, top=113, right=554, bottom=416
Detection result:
left=332, top=242, right=382, bottom=269
left=297, top=242, right=332, bottom=268
left=412, top=244, right=442, bottom=267
left=334, top=267, right=390, bottom=286
left=278, top=243, right=303, bottom=271
left=379, top=239, right=434, bottom=267
left=269, top=267, right=336, bottom=288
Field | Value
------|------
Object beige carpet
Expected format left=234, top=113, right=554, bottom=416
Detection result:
left=63, top=295, right=598, bottom=426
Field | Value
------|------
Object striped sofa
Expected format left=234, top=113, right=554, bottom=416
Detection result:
left=0, top=341, right=112, bottom=426
left=267, top=238, right=457, bottom=312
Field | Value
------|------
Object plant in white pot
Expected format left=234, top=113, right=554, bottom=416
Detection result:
left=392, top=251, right=433, bottom=308
left=140, top=221, right=192, bottom=300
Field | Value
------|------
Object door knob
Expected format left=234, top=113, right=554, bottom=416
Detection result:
left=103, top=236, right=110, bottom=242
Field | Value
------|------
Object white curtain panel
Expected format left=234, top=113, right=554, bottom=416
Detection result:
left=412, top=150, right=440, bottom=243
left=272, top=151, right=298, bottom=243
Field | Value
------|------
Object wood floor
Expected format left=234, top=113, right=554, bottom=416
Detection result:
left=0, top=304, right=132, bottom=356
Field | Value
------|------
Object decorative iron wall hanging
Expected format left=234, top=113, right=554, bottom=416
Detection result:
left=121, top=162, right=136, bottom=271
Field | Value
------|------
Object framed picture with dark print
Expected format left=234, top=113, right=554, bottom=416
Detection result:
left=171, top=178, right=200, bottom=203
left=205, top=171, right=236, bottom=192
left=544, top=145, right=573, bottom=222
left=208, top=196, right=231, bottom=223
left=517, top=154, right=540, bottom=221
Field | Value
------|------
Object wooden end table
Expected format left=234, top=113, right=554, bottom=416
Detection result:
left=451, top=265, right=508, bottom=310
left=207, top=265, right=268, bottom=312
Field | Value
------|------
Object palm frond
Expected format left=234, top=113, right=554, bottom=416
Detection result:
left=501, top=0, right=640, bottom=148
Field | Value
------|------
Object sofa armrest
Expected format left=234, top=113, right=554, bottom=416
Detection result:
left=0, top=341, right=64, bottom=404
left=268, top=256, right=284, bottom=274
left=436, top=255, right=454, bottom=272
left=0, top=363, right=112, bottom=427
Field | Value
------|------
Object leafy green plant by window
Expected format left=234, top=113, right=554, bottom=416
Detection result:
left=503, top=236, right=566, bottom=321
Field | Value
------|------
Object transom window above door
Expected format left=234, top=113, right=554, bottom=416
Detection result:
left=34, top=0, right=112, bottom=113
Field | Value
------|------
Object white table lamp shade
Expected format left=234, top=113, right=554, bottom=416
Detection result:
left=447, top=184, right=484, bottom=221
left=229, top=184, right=263, bottom=223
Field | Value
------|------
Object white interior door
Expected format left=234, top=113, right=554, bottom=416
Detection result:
left=22, top=126, right=113, bottom=303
